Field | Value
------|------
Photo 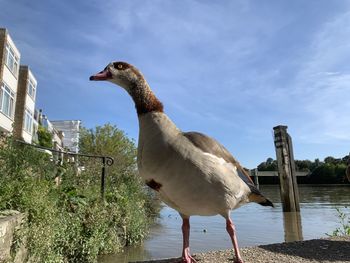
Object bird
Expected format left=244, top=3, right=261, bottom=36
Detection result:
left=90, top=61, right=273, bottom=263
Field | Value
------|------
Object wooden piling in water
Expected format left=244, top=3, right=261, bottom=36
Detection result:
left=346, top=153, right=350, bottom=182
left=283, top=212, right=303, bottom=242
left=252, top=168, right=259, bottom=189
left=273, top=125, right=300, bottom=212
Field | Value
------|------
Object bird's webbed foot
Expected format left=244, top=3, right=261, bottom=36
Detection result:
left=180, top=247, right=197, bottom=263
left=180, top=255, right=197, bottom=263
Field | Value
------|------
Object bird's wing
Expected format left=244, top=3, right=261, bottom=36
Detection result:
left=183, top=132, right=253, bottom=183
left=183, top=132, right=273, bottom=207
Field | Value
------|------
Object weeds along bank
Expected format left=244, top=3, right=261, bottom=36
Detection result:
left=0, top=124, right=160, bottom=263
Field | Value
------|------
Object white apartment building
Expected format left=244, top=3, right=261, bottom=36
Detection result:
left=0, top=28, right=20, bottom=135
left=0, top=28, right=38, bottom=143
left=13, top=65, right=37, bottom=143
left=51, top=120, right=81, bottom=153
left=0, top=28, right=78, bottom=149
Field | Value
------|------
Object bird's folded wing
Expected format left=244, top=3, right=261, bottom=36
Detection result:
left=183, top=131, right=254, bottom=186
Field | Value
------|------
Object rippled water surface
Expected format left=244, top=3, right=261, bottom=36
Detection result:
left=99, top=185, right=350, bottom=263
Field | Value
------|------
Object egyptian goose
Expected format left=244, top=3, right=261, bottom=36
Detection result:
left=90, top=61, right=273, bottom=263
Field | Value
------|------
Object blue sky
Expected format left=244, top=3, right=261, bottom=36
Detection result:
left=1, top=0, right=349, bottom=167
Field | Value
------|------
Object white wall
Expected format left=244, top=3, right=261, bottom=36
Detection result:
left=2, top=33, right=20, bottom=93
left=21, top=69, right=37, bottom=143
left=22, top=129, right=32, bottom=143
left=25, top=70, right=36, bottom=112
left=0, top=113, right=13, bottom=132
left=0, top=32, right=21, bottom=133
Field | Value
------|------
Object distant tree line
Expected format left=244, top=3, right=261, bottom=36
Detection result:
left=256, top=155, right=350, bottom=184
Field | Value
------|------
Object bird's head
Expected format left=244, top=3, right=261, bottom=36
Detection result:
left=89, top=61, right=145, bottom=92
left=90, top=61, right=163, bottom=114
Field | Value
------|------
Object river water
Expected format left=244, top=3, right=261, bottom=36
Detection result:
left=99, top=185, right=349, bottom=263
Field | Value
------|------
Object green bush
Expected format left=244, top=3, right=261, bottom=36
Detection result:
left=309, top=163, right=347, bottom=184
left=37, top=125, right=53, bottom=148
left=0, top=133, right=158, bottom=263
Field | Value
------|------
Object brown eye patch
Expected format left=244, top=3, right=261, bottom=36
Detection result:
left=113, top=62, right=130, bottom=70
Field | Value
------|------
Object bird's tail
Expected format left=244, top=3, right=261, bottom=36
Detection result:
left=235, top=165, right=274, bottom=207
left=248, top=187, right=274, bottom=207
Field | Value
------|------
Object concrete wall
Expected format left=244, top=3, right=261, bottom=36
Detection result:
left=0, top=211, right=26, bottom=263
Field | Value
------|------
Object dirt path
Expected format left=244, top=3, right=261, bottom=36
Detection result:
left=131, top=236, right=350, bottom=263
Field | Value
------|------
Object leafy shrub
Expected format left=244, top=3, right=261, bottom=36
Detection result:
left=0, top=132, right=158, bottom=263
left=37, top=125, right=53, bottom=148
left=331, top=207, right=350, bottom=236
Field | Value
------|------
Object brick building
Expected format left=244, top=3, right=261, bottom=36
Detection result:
left=13, top=65, right=37, bottom=143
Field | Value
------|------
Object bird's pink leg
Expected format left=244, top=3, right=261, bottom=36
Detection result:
left=181, top=217, right=197, bottom=263
left=226, top=218, right=244, bottom=263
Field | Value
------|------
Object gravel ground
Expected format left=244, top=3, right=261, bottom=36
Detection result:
left=131, top=236, right=350, bottom=263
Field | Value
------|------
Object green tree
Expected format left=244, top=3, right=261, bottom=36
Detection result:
left=342, top=155, right=349, bottom=163
left=324, top=156, right=342, bottom=165
left=310, top=158, right=322, bottom=171
left=37, top=125, right=53, bottom=148
left=309, top=163, right=336, bottom=183
left=266, top=157, right=274, bottom=165
left=308, top=163, right=347, bottom=184
left=79, top=124, right=160, bottom=233
left=295, top=160, right=312, bottom=171
left=257, top=158, right=277, bottom=171
left=79, top=124, right=137, bottom=186
left=257, top=155, right=350, bottom=184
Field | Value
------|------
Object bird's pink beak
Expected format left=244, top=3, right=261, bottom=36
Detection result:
left=89, top=69, right=112, bottom=81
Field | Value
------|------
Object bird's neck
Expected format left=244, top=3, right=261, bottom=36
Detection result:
left=128, top=82, right=164, bottom=115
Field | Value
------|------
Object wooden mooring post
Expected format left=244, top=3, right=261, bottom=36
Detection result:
left=273, top=125, right=300, bottom=212
left=252, top=168, right=259, bottom=189
left=346, top=153, right=350, bottom=182
left=283, top=211, right=303, bottom=242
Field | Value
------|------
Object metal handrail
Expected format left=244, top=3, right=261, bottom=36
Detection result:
left=15, top=140, right=114, bottom=199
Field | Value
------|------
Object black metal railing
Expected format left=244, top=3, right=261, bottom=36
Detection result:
left=15, top=140, right=114, bottom=199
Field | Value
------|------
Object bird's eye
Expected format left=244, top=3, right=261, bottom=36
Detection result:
left=113, top=62, right=123, bottom=69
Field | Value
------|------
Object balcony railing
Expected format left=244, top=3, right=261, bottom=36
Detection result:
left=15, top=140, right=114, bottom=199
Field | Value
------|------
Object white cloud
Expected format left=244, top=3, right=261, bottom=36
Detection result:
left=3, top=0, right=350, bottom=166
left=290, top=12, right=350, bottom=143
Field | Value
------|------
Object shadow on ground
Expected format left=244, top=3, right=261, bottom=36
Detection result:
left=260, top=239, right=349, bottom=261
left=130, top=257, right=185, bottom=263
left=131, top=237, right=350, bottom=263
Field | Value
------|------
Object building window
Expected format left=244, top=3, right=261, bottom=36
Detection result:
left=24, top=108, right=33, bottom=134
left=0, top=82, right=15, bottom=119
left=5, top=43, right=19, bottom=77
left=27, top=77, right=36, bottom=99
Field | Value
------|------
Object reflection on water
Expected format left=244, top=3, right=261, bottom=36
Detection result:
left=99, top=185, right=350, bottom=263
left=283, top=212, right=303, bottom=242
